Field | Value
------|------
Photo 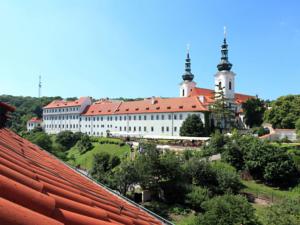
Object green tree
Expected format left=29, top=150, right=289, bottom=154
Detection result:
left=242, top=98, right=266, bottom=128
left=111, top=160, right=138, bottom=195
left=296, top=118, right=300, bottom=137
left=77, top=134, right=92, bottom=154
left=56, top=131, right=81, bottom=150
left=185, top=186, right=211, bottom=211
left=196, top=194, right=260, bottom=225
left=210, top=87, right=236, bottom=132
left=180, top=114, right=206, bottom=137
left=264, top=95, right=300, bottom=128
left=27, top=131, right=52, bottom=152
left=263, top=198, right=300, bottom=225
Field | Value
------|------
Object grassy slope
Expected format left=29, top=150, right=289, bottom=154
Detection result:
left=242, top=180, right=300, bottom=203
left=67, top=142, right=130, bottom=170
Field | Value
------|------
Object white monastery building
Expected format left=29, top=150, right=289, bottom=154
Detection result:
left=26, top=117, right=43, bottom=132
left=34, top=34, right=254, bottom=137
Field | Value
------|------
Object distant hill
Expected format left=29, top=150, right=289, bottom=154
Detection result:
left=0, top=95, right=61, bottom=134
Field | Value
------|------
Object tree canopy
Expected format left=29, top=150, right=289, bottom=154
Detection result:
left=264, top=95, right=300, bottom=129
left=180, top=114, right=206, bottom=137
left=242, top=98, right=266, bottom=128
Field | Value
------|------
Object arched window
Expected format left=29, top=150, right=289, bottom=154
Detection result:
left=229, top=81, right=232, bottom=90
left=182, top=89, right=185, bottom=96
left=218, top=81, right=222, bottom=90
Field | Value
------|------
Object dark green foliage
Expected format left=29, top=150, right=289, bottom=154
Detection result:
left=111, top=160, right=139, bottom=195
left=252, top=126, right=270, bottom=137
left=56, top=131, right=82, bottom=150
left=196, top=194, right=260, bottom=225
left=202, top=130, right=228, bottom=156
left=263, top=198, right=300, bottom=225
left=90, top=152, right=121, bottom=184
left=0, top=95, right=61, bottom=133
left=180, top=114, right=206, bottom=137
left=242, top=98, right=266, bottom=128
left=185, top=186, right=211, bottom=211
left=26, top=131, right=52, bottom=152
left=77, top=134, right=92, bottom=154
left=211, top=161, right=243, bottom=194
left=264, top=95, right=300, bottom=129
left=221, top=134, right=298, bottom=187
left=296, top=118, right=300, bottom=137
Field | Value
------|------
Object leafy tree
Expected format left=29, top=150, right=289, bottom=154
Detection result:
left=242, top=98, right=266, bottom=128
left=90, top=152, right=121, bottom=184
left=296, top=118, right=300, bottom=137
left=263, top=198, right=300, bottom=225
left=210, top=87, right=236, bottom=132
left=185, top=186, right=211, bottom=211
left=27, top=131, right=52, bottom=152
left=0, top=95, right=62, bottom=133
left=77, top=134, right=92, bottom=154
left=180, top=114, right=206, bottom=137
left=56, top=131, right=81, bottom=150
left=211, top=161, right=242, bottom=194
left=264, top=95, right=300, bottom=128
left=196, top=194, right=260, bottom=225
left=111, top=160, right=139, bottom=195
left=202, top=131, right=228, bottom=156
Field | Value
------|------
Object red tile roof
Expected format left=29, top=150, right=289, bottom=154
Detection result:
left=44, top=97, right=90, bottom=109
left=28, top=117, right=42, bottom=123
left=83, top=97, right=208, bottom=116
left=0, top=122, right=164, bottom=224
left=189, top=87, right=254, bottom=105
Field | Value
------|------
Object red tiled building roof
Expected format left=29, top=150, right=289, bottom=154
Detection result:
left=189, top=87, right=254, bottom=105
left=44, top=97, right=89, bottom=109
left=83, top=97, right=208, bottom=116
left=0, top=104, right=164, bottom=225
left=28, top=117, right=42, bottom=123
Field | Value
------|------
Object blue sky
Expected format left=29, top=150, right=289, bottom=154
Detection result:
left=1, top=0, right=299, bottom=100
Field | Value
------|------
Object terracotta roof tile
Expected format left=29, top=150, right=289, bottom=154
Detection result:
left=44, top=97, right=90, bottom=109
left=0, top=125, right=165, bottom=225
left=83, top=97, right=208, bottom=116
left=28, top=117, right=42, bottom=123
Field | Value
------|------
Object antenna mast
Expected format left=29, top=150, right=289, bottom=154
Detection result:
left=38, top=75, right=42, bottom=98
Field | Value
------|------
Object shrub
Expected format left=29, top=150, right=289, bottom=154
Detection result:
left=185, top=186, right=211, bottom=211
left=196, top=194, right=260, bottom=225
left=77, top=134, right=92, bottom=154
left=180, top=114, right=206, bottom=137
left=56, top=131, right=81, bottom=150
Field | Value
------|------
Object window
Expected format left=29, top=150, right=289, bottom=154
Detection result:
left=139, top=115, right=141, bottom=120
left=134, top=127, right=136, bottom=132
left=166, top=126, right=169, bottom=132
left=161, top=127, right=164, bottom=132
left=229, top=81, right=232, bottom=90
left=129, top=127, right=131, bottom=131
left=139, top=127, right=141, bottom=131
left=182, top=89, right=185, bottom=96
left=161, top=115, right=165, bottom=120
left=133, top=116, right=136, bottom=120
left=179, top=114, right=183, bottom=120
left=168, top=114, right=172, bottom=120
left=174, top=114, right=177, bottom=120
left=129, top=116, right=131, bottom=120
left=218, top=81, right=222, bottom=90
left=144, top=126, right=147, bottom=132
left=156, top=115, right=159, bottom=120
left=151, top=127, right=154, bottom=132
left=151, top=115, right=154, bottom=120
left=174, top=127, right=177, bottom=132
left=144, top=115, right=147, bottom=120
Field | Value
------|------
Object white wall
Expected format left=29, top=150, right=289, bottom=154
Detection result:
left=179, top=81, right=196, bottom=97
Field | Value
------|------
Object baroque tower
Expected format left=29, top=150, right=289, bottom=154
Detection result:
left=214, top=27, right=236, bottom=101
left=179, top=46, right=196, bottom=97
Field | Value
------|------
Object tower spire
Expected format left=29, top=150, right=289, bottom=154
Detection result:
left=217, top=27, right=232, bottom=71
left=182, top=44, right=194, bottom=81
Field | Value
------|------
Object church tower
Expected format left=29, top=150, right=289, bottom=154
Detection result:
left=180, top=46, right=196, bottom=97
left=214, top=28, right=236, bottom=101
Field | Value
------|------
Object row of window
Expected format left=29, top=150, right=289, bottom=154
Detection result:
left=83, top=113, right=185, bottom=122
left=44, top=115, right=79, bottom=120
left=44, top=107, right=80, bottom=114
left=46, top=124, right=178, bottom=133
